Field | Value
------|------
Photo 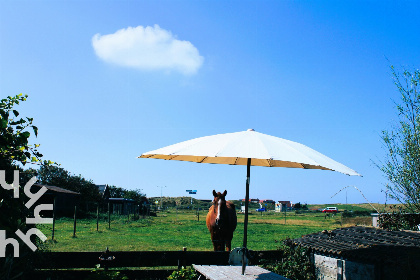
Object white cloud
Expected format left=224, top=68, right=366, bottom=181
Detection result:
left=92, top=25, right=204, bottom=75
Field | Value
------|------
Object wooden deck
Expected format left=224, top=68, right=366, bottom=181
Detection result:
left=193, top=265, right=289, bottom=280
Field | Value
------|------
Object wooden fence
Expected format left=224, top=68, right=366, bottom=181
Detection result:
left=33, top=249, right=281, bottom=279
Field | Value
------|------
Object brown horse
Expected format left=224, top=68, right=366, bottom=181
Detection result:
left=206, top=190, right=237, bottom=251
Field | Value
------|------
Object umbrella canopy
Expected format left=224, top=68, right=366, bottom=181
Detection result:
left=138, top=129, right=361, bottom=274
left=139, top=129, right=361, bottom=176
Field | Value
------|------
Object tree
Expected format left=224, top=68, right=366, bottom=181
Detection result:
left=294, top=202, right=302, bottom=210
left=124, top=189, right=146, bottom=204
left=379, top=66, right=420, bottom=213
left=107, top=185, right=146, bottom=204
left=107, top=185, right=126, bottom=198
left=0, top=94, right=51, bottom=279
left=0, top=94, right=52, bottom=167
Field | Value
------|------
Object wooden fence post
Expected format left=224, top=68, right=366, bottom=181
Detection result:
left=108, top=202, right=111, bottom=229
left=178, top=247, right=187, bottom=269
left=73, top=205, right=77, bottom=238
left=284, top=209, right=287, bottom=224
left=96, top=204, right=99, bottom=231
left=52, top=196, right=56, bottom=240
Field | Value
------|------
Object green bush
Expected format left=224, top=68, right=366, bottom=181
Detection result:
left=379, top=206, right=420, bottom=230
left=167, top=267, right=198, bottom=280
left=260, top=239, right=315, bottom=280
left=86, top=270, right=129, bottom=280
left=341, top=210, right=371, bottom=218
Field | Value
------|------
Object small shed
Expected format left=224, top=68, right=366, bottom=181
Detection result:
left=108, top=198, right=136, bottom=215
left=294, top=226, right=420, bottom=280
left=33, top=184, right=80, bottom=217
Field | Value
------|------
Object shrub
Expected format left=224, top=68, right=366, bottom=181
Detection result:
left=167, top=266, right=198, bottom=280
left=341, top=210, right=371, bottom=218
left=86, top=270, right=129, bottom=280
left=260, top=238, right=315, bottom=280
left=379, top=206, right=420, bottom=231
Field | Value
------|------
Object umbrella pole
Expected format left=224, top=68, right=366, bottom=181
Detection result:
left=242, top=158, right=251, bottom=275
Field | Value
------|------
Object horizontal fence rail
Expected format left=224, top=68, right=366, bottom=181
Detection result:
left=35, top=250, right=281, bottom=269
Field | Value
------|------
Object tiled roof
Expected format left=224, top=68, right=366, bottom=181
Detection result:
left=294, top=226, right=420, bottom=263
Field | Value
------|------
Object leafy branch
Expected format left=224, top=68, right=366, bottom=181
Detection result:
left=0, top=94, right=54, bottom=166
left=378, top=66, right=420, bottom=213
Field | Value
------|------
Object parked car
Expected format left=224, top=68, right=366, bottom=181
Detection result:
left=256, top=208, right=266, bottom=212
left=322, top=207, right=338, bottom=213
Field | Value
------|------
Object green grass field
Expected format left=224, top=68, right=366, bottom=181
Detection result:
left=38, top=208, right=373, bottom=252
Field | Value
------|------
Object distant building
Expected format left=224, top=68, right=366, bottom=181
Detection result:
left=278, top=201, right=292, bottom=207
left=97, top=184, right=110, bottom=200
left=259, top=199, right=275, bottom=204
left=275, top=201, right=292, bottom=212
left=240, top=198, right=260, bottom=203
left=98, top=185, right=150, bottom=215
left=33, top=184, right=80, bottom=217
left=108, top=198, right=136, bottom=215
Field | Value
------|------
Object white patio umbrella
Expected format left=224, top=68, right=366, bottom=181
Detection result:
left=138, top=129, right=361, bottom=273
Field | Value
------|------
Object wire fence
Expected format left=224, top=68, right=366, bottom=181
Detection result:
left=35, top=208, right=370, bottom=252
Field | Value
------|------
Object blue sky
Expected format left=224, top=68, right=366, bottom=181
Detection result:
left=1, top=1, right=419, bottom=205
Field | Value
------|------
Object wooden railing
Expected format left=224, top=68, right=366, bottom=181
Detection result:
left=33, top=249, right=280, bottom=279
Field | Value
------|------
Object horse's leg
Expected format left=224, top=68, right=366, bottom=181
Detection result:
left=226, top=239, right=232, bottom=252
left=212, top=236, right=218, bottom=251
left=225, top=231, right=234, bottom=251
left=213, top=233, right=222, bottom=251
left=215, top=240, right=223, bottom=251
left=212, top=240, right=217, bottom=251
left=211, top=232, right=217, bottom=251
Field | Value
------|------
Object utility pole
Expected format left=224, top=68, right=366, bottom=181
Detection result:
left=157, top=186, right=166, bottom=210
left=345, top=190, right=348, bottom=211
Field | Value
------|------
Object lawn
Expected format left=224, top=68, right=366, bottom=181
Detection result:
left=38, top=209, right=373, bottom=252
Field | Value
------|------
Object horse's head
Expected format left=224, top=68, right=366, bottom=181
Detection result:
left=212, top=190, right=227, bottom=227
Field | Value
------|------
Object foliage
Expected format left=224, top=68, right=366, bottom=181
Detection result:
left=260, top=238, right=315, bottom=280
left=341, top=210, right=371, bottom=218
left=86, top=268, right=129, bottom=280
left=379, top=205, right=420, bottom=230
left=108, top=185, right=146, bottom=204
left=167, top=266, right=198, bottom=280
left=294, top=202, right=308, bottom=210
left=107, top=185, right=126, bottom=198
left=379, top=66, right=420, bottom=213
left=0, top=94, right=51, bottom=279
left=152, top=196, right=211, bottom=210
left=124, top=189, right=146, bottom=203
left=0, top=186, right=37, bottom=280
left=0, top=94, right=53, bottom=166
